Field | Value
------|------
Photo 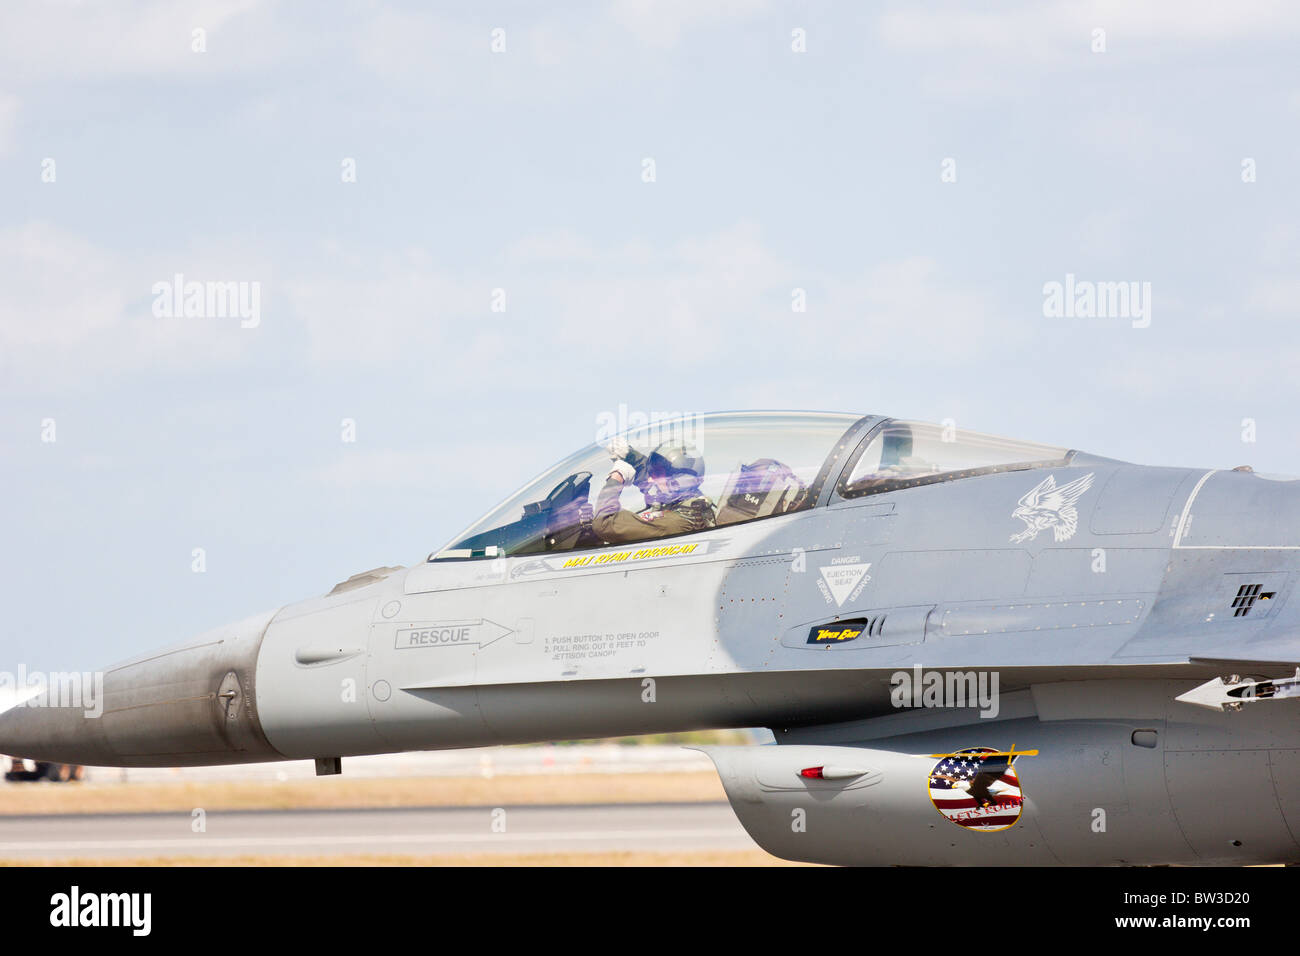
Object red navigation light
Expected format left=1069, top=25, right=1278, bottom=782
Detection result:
left=799, top=766, right=824, bottom=779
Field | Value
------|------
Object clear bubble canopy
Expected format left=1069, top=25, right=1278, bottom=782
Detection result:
left=432, top=411, right=862, bottom=560
left=431, top=412, right=1072, bottom=561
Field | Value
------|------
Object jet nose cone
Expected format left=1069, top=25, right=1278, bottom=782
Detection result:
left=0, top=696, right=112, bottom=766
left=0, top=609, right=285, bottom=769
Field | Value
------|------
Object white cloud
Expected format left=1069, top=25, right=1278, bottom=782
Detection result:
left=354, top=8, right=480, bottom=85
left=608, top=0, right=769, bottom=49
left=1247, top=277, right=1300, bottom=314
left=881, top=0, right=1300, bottom=56
left=284, top=224, right=790, bottom=369
left=0, top=222, right=265, bottom=388
left=1084, top=0, right=1300, bottom=42
left=877, top=0, right=1300, bottom=101
left=1093, top=340, right=1300, bottom=401
left=0, top=222, right=132, bottom=350
left=1068, top=106, right=1197, bottom=164
left=1076, top=207, right=1134, bottom=258
left=505, top=231, right=605, bottom=264
left=352, top=0, right=771, bottom=102
left=0, top=92, right=18, bottom=156
left=0, top=0, right=279, bottom=82
left=1258, top=223, right=1300, bottom=269
left=820, top=257, right=1002, bottom=364
left=312, top=436, right=551, bottom=492
left=283, top=251, right=488, bottom=366
left=286, top=223, right=1000, bottom=377
left=313, top=449, right=457, bottom=490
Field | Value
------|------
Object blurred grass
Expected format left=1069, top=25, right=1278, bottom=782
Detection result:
left=523, top=729, right=765, bottom=746
left=551, top=733, right=759, bottom=749
left=3, top=849, right=811, bottom=867
left=0, top=771, right=726, bottom=815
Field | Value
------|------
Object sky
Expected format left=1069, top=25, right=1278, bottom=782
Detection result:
left=2, top=0, right=1299, bottom=671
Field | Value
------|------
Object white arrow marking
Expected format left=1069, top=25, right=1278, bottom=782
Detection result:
left=1175, top=669, right=1300, bottom=712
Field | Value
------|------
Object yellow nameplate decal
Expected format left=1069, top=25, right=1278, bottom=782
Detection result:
left=807, top=620, right=868, bottom=645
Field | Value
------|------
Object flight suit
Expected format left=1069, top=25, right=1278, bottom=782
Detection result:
left=591, top=477, right=716, bottom=544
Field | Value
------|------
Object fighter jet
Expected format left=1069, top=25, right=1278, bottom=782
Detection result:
left=3, top=411, right=1299, bottom=866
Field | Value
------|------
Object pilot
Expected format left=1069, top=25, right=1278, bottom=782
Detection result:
left=591, top=440, right=716, bottom=544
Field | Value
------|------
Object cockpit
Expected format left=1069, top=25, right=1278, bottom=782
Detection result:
left=430, top=413, right=1072, bottom=561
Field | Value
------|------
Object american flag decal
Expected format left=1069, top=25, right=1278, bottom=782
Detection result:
left=927, top=746, right=1032, bottom=832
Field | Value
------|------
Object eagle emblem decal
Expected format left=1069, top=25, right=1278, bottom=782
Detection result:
left=1009, top=472, right=1095, bottom=544
left=928, top=746, right=1037, bottom=831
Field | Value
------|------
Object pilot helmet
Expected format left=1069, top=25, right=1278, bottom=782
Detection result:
left=879, top=425, right=913, bottom=466
left=643, top=442, right=705, bottom=504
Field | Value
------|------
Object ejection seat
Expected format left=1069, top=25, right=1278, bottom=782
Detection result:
left=713, top=458, right=808, bottom=526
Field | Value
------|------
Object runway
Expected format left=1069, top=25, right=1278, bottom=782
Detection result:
left=0, top=801, right=758, bottom=862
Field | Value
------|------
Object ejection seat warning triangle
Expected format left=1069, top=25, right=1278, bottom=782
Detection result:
left=818, top=562, right=871, bottom=607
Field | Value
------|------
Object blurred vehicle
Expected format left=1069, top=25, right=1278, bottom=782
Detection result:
left=2, top=754, right=84, bottom=782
